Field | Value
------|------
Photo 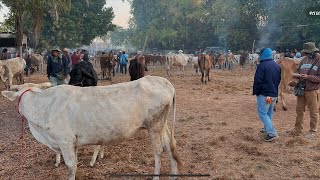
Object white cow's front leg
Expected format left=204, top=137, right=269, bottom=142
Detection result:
left=90, top=145, right=100, bottom=167
left=60, top=144, right=77, bottom=180
left=55, top=153, right=61, bottom=167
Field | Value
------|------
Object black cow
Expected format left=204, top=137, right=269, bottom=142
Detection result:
left=69, top=61, right=98, bottom=86
left=129, top=56, right=145, bottom=81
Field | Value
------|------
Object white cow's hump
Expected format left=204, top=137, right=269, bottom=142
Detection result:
left=39, top=75, right=174, bottom=97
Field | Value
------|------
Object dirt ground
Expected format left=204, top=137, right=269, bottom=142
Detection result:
left=1, top=64, right=320, bottom=180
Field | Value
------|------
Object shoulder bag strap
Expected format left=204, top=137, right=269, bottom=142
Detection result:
left=307, top=59, right=318, bottom=75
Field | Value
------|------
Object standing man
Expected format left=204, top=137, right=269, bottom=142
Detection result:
left=291, top=42, right=320, bottom=137
left=1, top=48, right=10, bottom=60
left=194, top=48, right=199, bottom=56
left=295, top=49, right=302, bottom=59
left=120, top=51, right=128, bottom=74
left=253, top=48, right=281, bottom=142
left=284, top=49, right=293, bottom=58
left=62, top=48, right=72, bottom=74
left=25, top=54, right=31, bottom=76
left=71, top=51, right=80, bottom=69
left=116, top=51, right=122, bottom=73
left=83, top=49, right=89, bottom=62
left=47, top=47, right=68, bottom=86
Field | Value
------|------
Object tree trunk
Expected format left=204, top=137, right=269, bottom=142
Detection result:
left=15, top=1, right=23, bottom=58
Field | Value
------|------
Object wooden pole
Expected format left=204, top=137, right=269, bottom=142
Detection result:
left=142, top=35, right=149, bottom=54
left=252, top=40, right=255, bottom=54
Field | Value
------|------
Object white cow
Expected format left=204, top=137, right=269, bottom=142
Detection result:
left=166, top=52, right=189, bottom=76
left=10, top=82, right=52, bottom=91
left=188, top=54, right=200, bottom=75
left=234, top=55, right=241, bottom=65
left=0, top=57, right=26, bottom=90
left=1, top=76, right=180, bottom=180
left=10, top=82, right=106, bottom=167
left=249, top=53, right=259, bottom=68
left=273, top=53, right=282, bottom=62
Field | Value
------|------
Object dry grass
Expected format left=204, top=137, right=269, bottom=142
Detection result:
left=1, top=66, right=320, bottom=179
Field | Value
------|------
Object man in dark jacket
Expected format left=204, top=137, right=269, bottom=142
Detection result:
left=47, top=46, right=69, bottom=86
left=284, top=49, right=293, bottom=58
left=25, top=54, right=31, bottom=76
left=62, top=48, right=72, bottom=74
left=253, top=48, right=281, bottom=142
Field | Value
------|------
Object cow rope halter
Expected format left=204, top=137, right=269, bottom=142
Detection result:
left=17, top=88, right=32, bottom=180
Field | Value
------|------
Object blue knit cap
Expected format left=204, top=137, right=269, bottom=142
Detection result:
left=259, top=48, right=273, bottom=61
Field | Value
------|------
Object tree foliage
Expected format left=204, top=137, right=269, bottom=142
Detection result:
left=129, top=0, right=320, bottom=52
left=2, top=0, right=115, bottom=51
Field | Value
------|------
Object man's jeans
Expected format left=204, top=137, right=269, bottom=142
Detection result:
left=257, top=95, right=278, bottom=137
left=120, top=64, right=127, bottom=74
left=116, top=62, right=120, bottom=73
left=50, top=76, right=66, bottom=86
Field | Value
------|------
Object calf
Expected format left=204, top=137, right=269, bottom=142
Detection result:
left=0, top=57, right=25, bottom=90
left=1, top=76, right=180, bottom=180
left=277, top=58, right=300, bottom=110
left=198, top=54, right=212, bottom=84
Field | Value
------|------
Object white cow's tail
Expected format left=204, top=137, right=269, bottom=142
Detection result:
left=170, top=91, right=181, bottom=165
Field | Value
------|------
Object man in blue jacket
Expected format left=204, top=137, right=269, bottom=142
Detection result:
left=253, top=48, right=281, bottom=142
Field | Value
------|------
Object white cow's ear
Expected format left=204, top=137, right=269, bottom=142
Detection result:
left=30, top=87, right=42, bottom=93
left=1, top=91, right=18, bottom=101
left=40, top=82, right=53, bottom=89
left=9, top=85, right=19, bottom=92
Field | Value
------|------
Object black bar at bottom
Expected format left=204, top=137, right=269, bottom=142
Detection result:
left=110, top=174, right=210, bottom=177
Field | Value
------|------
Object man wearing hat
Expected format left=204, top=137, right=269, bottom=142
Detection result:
left=291, top=42, right=320, bottom=137
left=47, top=46, right=69, bottom=86
left=284, top=49, right=293, bottom=58
left=253, top=48, right=281, bottom=142
left=62, top=48, right=72, bottom=75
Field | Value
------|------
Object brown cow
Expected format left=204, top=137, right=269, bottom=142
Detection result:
left=198, top=54, right=212, bottom=84
left=277, top=57, right=300, bottom=110
left=218, top=54, right=226, bottom=70
left=99, top=51, right=116, bottom=81
left=239, top=52, right=249, bottom=68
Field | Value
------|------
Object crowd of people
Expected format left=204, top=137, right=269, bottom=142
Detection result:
left=253, top=42, right=320, bottom=142
left=46, top=47, right=91, bottom=86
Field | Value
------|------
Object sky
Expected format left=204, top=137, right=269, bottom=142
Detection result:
left=0, top=1, right=131, bottom=28
left=106, top=0, right=131, bottom=28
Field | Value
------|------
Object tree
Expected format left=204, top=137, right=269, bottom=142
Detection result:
left=129, top=0, right=320, bottom=52
left=2, top=0, right=115, bottom=51
left=25, top=0, right=115, bottom=50
left=1, top=0, right=72, bottom=54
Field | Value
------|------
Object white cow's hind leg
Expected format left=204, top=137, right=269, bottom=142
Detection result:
left=163, top=126, right=178, bottom=180
left=90, top=145, right=100, bottom=167
left=60, top=144, right=77, bottom=180
left=55, top=153, right=61, bottom=167
left=100, top=147, right=104, bottom=159
left=149, top=131, right=163, bottom=180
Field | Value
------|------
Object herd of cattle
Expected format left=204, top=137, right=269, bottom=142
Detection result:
left=0, top=51, right=301, bottom=180
left=0, top=51, right=301, bottom=109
